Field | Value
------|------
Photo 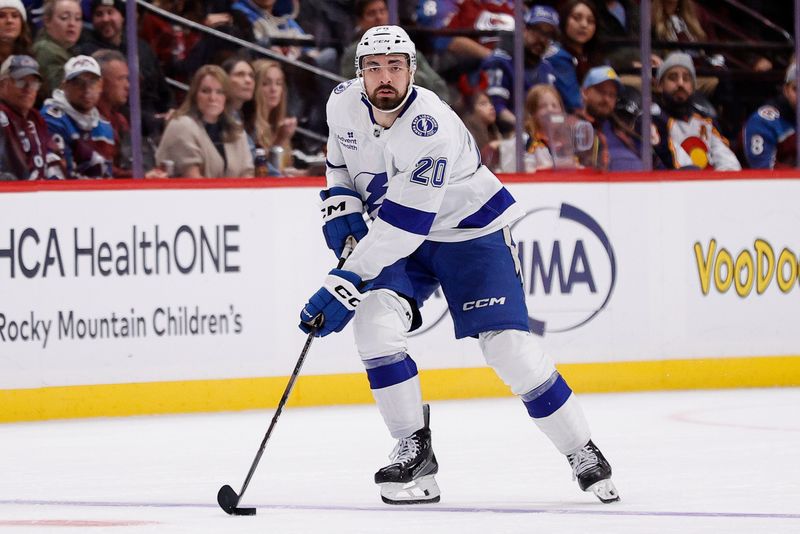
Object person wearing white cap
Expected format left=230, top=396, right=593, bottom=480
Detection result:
left=0, top=54, right=64, bottom=180
left=742, top=63, right=797, bottom=169
left=0, top=0, right=33, bottom=68
left=574, top=65, right=642, bottom=171
left=41, top=54, right=115, bottom=178
left=650, top=51, right=741, bottom=171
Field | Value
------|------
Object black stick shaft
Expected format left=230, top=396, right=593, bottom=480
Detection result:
left=234, top=331, right=315, bottom=503
left=231, top=236, right=356, bottom=507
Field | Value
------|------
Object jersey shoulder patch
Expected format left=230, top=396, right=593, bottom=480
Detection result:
left=44, top=106, right=64, bottom=119
left=757, top=105, right=780, bottom=121
left=333, top=78, right=357, bottom=95
left=411, top=114, right=439, bottom=137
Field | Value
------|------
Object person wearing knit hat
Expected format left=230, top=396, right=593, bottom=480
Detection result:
left=656, top=52, right=696, bottom=87
left=742, top=63, right=798, bottom=169
left=0, top=0, right=33, bottom=69
left=650, top=52, right=741, bottom=170
left=0, top=0, right=25, bottom=21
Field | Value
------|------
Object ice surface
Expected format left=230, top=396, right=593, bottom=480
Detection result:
left=1, top=388, right=798, bottom=533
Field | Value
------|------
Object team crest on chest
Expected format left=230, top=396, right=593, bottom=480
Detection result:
left=412, top=114, right=438, bottom=137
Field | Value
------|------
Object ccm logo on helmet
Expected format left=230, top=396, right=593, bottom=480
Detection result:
left=462, top=297, right=506, bottom=311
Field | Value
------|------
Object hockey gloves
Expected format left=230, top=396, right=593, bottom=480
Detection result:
left=320, top=187, right=368, bottom=258
left=299, top=269, right=366, bottom=337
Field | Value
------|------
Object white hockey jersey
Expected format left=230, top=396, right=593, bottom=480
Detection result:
left=325, top=79, right=524, bottom=280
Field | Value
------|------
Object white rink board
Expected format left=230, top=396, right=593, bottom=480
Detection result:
left=1, top=178, right=799, bottom=389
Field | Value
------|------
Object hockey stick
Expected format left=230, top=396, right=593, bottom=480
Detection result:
left=217, top=236, right=357, bottom=516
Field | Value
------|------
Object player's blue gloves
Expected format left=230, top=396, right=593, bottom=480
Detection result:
left=320, top=187, right=368, bottom=258
left=299, top=268, right=367, bottom=337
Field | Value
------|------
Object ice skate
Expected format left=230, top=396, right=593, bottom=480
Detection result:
left=375, top=404, right=440, bottom=505
left=567, top=440, right=620, bottom=503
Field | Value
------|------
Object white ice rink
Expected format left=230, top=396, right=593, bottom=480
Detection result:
left=1, top=388, right=799, bottom=533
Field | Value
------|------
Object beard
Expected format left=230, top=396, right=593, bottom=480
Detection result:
left=369, top=85, right=405, bottom=110
left=661, top=89, right=693, bottom=119
left=585, top=102, right=612, bottom=121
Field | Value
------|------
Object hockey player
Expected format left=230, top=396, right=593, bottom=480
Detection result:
left=298, top=25, right=619, bottom=506
left=742, top=63, right=797, bottom=169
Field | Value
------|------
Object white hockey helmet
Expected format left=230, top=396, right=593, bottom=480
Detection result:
left=355, top=25, right=417, bottom=75
left=355, top=25, right=417, bottom=114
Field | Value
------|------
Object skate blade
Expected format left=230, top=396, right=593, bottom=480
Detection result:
left=379, top=474, right=441, bottom=505
left=587, top=479, right=620, bottom=503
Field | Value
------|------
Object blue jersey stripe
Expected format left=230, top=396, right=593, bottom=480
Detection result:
left=378, top=199, right=436, bottom=235
left=456, top=187, right=515, bottom=229
left=326, top=159, right=347, bottom=169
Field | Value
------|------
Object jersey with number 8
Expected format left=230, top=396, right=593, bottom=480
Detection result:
left=325, top=81, right=524, bottom=281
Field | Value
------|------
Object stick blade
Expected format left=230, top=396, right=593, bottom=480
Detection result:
left=217, top=484, right=256, bottom=515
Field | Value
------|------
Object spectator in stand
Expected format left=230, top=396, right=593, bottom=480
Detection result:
left=595, top=0, right=661, bottom=73
left=414, top=0, right=515, bottom=81
left=481, top=4, right=558, bottom=128
left=92, top=48, right=127, bottom=176
left=496, top=84, right=566, bottom=172
left=156, top=65, right=254, bottom=178
left=743, top=63, right=797, bottom=169
left=0, top=54, right=63, bottom=179
left=230, top=0, right=336, bottom=71
left=41, top=54, right=114, bottom=178
left=341, top=0, right=449, bottom=103
left=461, top=89, right=502, bottom=171
left=74, top=0, right=174, bottom=138
left=574, top=66, right=642, bottom=171
left=651, top=0, right=724, bottom=89
left=229, top=0, right=337, bottom=149
left=649, top=52, right=740, bottom=170
left=0, top=0, right=33, bottom=66
left=139, top=0, right=203, bottom=83
left=32, top=0, right=82, bottom=98
left=221, top=54, right=255, bottom=126
left=547, top=0, right=602, bottom=113
left=249, top=59, right=296, bottom=174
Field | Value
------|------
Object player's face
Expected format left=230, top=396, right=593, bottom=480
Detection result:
left=583, top=80, right=618, bottom=120
left=63, top=73, right=102, bottom=113
left=195, top=74, right=226, bottom=123
left=0, top=8, right=22, bottom=42
left=361, top=54, right=410, bottom=111
left=784, top=82, right=797, bottom=110
left=659, top=67, right=694, bottom=103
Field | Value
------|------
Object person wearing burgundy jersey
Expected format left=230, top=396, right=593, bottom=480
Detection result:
left=0, top=54, right=63, bottom=180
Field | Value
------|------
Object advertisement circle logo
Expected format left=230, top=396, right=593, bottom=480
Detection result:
left=511, top=203, right=616, bottom=335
